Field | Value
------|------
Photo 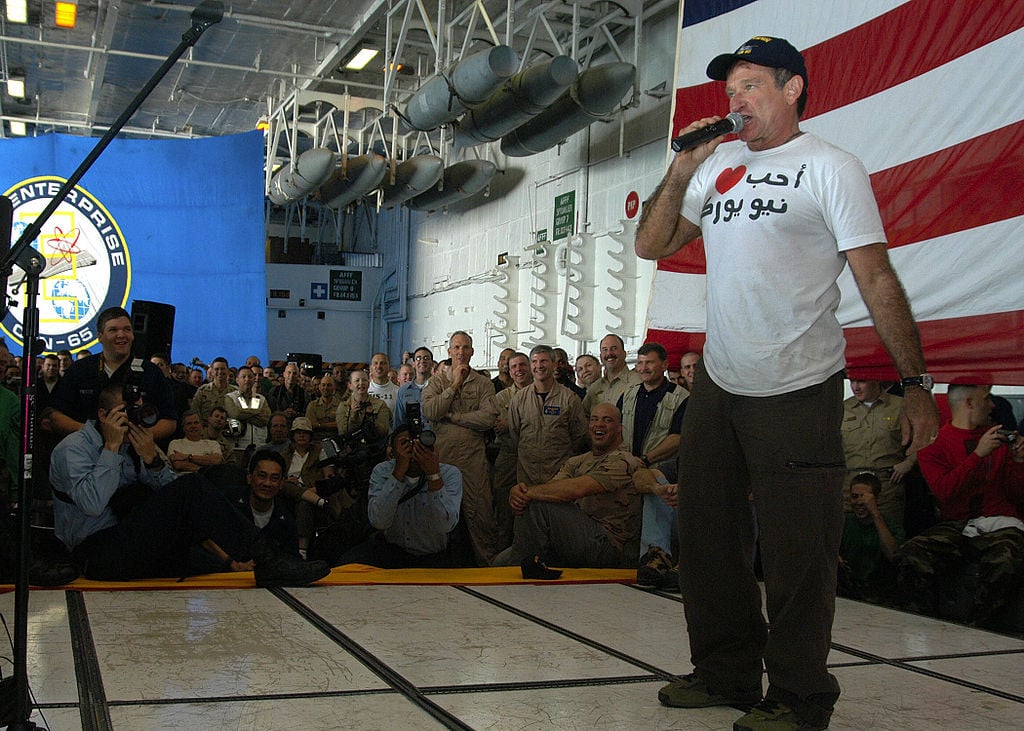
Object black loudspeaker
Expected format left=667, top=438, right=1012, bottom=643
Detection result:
left=131, top=300, right=175, bottom=360
left=286, top=352, right=323, bottom=374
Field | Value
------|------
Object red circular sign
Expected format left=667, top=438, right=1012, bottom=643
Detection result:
left=625, top=190, right=640, bottom=219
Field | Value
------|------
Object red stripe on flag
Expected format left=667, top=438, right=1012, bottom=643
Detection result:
left=652, top=310, right=1024, bottom=386
left=874, top=120, right=1024, bottom=248
left=672, top=0, right=1024, bottom=135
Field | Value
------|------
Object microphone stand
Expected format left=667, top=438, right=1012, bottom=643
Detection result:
left=0, top=4, right=224, bottom=727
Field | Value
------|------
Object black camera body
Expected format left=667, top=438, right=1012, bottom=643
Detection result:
left=996, top=428, right=1018, bottom=444
left=405, top=402, right=436, bottom=447
left=122, top=382, right=158, bottom=428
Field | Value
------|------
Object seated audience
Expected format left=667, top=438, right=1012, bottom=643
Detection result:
left=337, top=424, right=463, bottom=568
left=894, top=384, right=1024, bottom=622
left=204, top=405, right=235, bottom=463
left=49, top=382, right=328, bottom=586
left=492, top=403, right=644, bottom=568
left=167, top=410, right=225, bottom=473
left=260, top=411, right=292, bottom=454
left=280, top=417, right=339, bottom=554
left=838, top=472, right=903, bottom=601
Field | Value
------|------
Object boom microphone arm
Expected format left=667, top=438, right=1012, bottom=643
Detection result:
left=0, top=4, right=223, bottom=728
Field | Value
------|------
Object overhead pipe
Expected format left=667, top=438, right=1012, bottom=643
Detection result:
left=317, top=153, right=389, bottom=209
left=401, top=45, right=519, bottom=131
left=454, top=55, right=578, bottom=147
left=379, top=155, right=445, bottom=209
left=267, top=147, right=336, bottom=205
left=407, top=159, right=497, bottom=211
left=500, top=62, right=635, bottom=157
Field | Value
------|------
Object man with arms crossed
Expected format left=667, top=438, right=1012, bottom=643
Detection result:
left=635, top=36, right=937, bottom=730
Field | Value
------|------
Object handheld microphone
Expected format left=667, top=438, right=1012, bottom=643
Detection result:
left=671, top=113, right=744, bottom=153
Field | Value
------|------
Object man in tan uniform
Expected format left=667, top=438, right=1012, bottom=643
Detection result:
left=305, top=374, right=341, bottom=442
left=582, top=334, right=642, bottom=415
left=509, top=345, right=588, bottom=486
left=422, top=331, right=498, bottom=564
left=841, top=379, right=914, bottom=522
left=192, top=357, right=234, bottom=422
left=488, top=351, right=532, bottom=549
left=492, top=402, right=644, bottom=567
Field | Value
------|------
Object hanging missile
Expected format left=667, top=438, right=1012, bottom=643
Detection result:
left=455, top=55, right=578, bottom=147
left=317, top=153, right=389, bottom=209
left=379, top=155, right=445, bottom=209
left=500, top=62, right=636, bottom=157
left=401, top=45, right=519, bottom=131
left=267, top=147, right=336, bottom=205
left=407, top=160, right=497, bottom=211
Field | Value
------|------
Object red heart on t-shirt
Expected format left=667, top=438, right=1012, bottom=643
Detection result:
left=715, top=166, right=746, bottom=194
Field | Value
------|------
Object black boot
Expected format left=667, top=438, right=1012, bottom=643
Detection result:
left=251, top=535, right=330, bottom=588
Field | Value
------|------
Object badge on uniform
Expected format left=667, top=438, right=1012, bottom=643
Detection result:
left=543, top=404, right=561, bottom=416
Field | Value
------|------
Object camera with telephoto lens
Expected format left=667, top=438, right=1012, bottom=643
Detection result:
left=312, top=428, right=386, bottom=499
left=122, top=382, right=159, bottom=428
left=223, top=418, right=245, bottom=438
left=405, top=402, right=436, bottom=447
left=997, top=429, right=1018, bottom=444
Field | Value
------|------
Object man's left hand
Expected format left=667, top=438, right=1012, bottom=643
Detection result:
left=126, top=422, right=158, bottom=464
left=900, top=388, right=940, bottom=455
left=412, top=439, right=440, bottom=475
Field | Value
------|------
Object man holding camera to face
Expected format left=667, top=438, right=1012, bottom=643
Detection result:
left=336, top=423, right=463, bottom=568
left=50, top=382, right=329, bottom=586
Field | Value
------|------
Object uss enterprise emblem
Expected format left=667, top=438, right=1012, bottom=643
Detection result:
left=2, top=177, right=131, bottom=353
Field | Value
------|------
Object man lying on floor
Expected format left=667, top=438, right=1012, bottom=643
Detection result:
left=50, top=382, right=329, bottom=587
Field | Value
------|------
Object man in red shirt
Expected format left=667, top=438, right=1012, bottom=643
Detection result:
left=896, top=384, right=1024, bottom=621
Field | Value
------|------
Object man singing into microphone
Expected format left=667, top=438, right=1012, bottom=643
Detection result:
left=635, top=37, right=938, bottom=730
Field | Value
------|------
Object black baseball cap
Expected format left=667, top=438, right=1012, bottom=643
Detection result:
left=706, top=36, right=808, bottom=86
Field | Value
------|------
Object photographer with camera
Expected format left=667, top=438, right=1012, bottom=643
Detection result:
left=336, top=423, right=463, bottom=568
left=894, top=384, right=1024, bottom=622
left=50, top=382, right=329, bottom=586
left=49, top=307, right=177, bottom=441
left=336, top=369, right=391, bottom=440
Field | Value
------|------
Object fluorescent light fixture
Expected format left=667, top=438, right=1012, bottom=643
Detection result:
left=7, top=75, right=25, bottom=99
left=9, top=120, right=27, bottom=136
left=55, top=0, right=78, bottom=28
left=344, top=48, right=379, bottom=71
left=6, top=0, right=27, bottom=23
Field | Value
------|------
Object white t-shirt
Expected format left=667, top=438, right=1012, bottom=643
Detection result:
left=681, top=133, right=885, bottom=396
left=167, top=438, right=223, bottom=458
left=368, top=380, right=399, bottom=410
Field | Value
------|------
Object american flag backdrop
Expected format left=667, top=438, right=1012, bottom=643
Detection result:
left=644, top=0, right=1024, bottom=385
